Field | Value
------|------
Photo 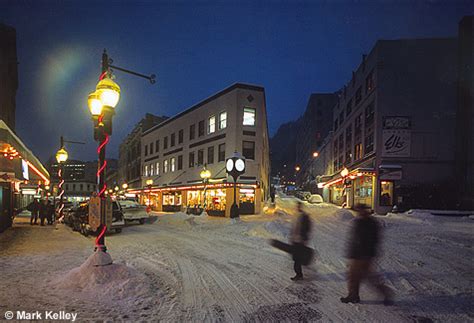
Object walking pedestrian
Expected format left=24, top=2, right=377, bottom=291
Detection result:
left=46, top=200, right=54, bottom=225
left=39, top=199, right=48, bottom=226
left=28, top=199, right=40, bottom=225
left=289, top=201, right=312, bottom=281
left=340, top=203, right=393, bottom=305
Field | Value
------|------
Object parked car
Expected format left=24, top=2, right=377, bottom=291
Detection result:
left=118, top=200, right=149, bottom=224
left=295, top=191, right=311, bottom=201
left=67, top=201, right=125, bottom=236
left=308, top=194, right=324, bottom=204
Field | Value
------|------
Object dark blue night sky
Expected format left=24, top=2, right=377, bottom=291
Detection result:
left=1, top=1, right=472, bottom=162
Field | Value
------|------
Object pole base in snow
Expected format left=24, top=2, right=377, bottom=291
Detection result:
left=90, top=249, right=113, bottom=266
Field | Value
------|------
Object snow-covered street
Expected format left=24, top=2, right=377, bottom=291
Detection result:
left=1, top=197, right=472, bottom=322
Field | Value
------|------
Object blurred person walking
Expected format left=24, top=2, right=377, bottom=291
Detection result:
left=39, top=199, right=48, bottom=226
left=28, top=199, right=40, bottom=225
left=340, top=204, right=393, bottom=305
left=269, top=201, right=314, bottom=281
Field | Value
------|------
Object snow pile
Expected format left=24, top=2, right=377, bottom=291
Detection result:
left=53, top=251, right=153, bottom=302
left=334, top=209, right=354, bottom=221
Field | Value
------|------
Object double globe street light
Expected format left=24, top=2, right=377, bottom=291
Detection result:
left=226, top=151, right=246, bottom=218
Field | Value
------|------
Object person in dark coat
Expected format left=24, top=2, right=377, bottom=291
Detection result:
left=39, top=199, right=48, bottom=226
left=28, top=199, right=40, bottom=225
left=289, top=201, right=312, bottom=281
left=46, top=200, right=54, bottom=225
left=340, top=204, right=393, bottom=305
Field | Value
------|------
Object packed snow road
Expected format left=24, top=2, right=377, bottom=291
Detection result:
left=0, top=198, right=472, bottom=322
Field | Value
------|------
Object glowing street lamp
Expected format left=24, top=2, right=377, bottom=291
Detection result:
left=122, top=183, right=128, bottom=190
left=88, top=49, right=155, bottom=255
left=312, top=151, right=319, bottom=158
left=295, top=166, right=301, bottom=172
left=340, top=167, right=349, bottom=178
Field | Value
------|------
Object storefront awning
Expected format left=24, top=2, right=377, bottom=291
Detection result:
left=0, top=120, right=50, bottom=184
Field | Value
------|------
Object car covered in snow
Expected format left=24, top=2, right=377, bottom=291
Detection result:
left=118, top=200, right=149, bottom=224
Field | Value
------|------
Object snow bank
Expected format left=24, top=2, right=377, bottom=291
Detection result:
left=53, top=251, right=154, bottom=302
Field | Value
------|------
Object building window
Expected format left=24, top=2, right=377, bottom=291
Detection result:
left=346, top=99, right=352, bottom=117
left=198, top=120, right=205, bottom=137
left=80, top=184, right=83, bottom=191
left=150, top=163, right=154, bottom=176
left=365, top=70, right=374, bottom=93
left=190, top=124, right=195, bottom=140
left=87, top=184, right=90, bottom=191
left=156, top=162, right=160, bottom=175
left=155, top=139, right=160, bottom=152
left=170, top=157, right=176, bottom=172
left=339, top=111, right=344, bottom=126
left=189, top=152, right=195, bottom=168
left=145, top=165, right=149, bottom=176
left=150, top=142, right=154, bottom=155
left=164, top=136, right=168, bottom=149
left=219, top=111, right=227, bottom=129
left=171, top=133, right=175, bottom=147
left=208, top=115, right=216, bottom=134
left=178, top=155, right=183, bottom=170
left=243, top=141, right=255, bottom=160
left=334, top=118, right=338, bottom=131
left=355, top=114, right=363, bottom=135
left=65, top=184, right=69, bottom=191
left=218, top=143, right=225, bottom=162
left=72, top=184, right=76, bottom=191
left=164, top=159, right=169, bottom=173
left=243, top=107, right=256, bottom=126
left=198, top=149, right=204, bottom=165
left=355, top=86, right=362, bottom=105
left=144, top=144, right=148, bottom=156
left=178, top=129, right=183, bottom=144
left=354, top=143, right=363, bottom=160
left=365, top=102, right=375, bottom=129
left=365, top=132, right=374, bottom=154
left=207, top=146, right=214, bottom=164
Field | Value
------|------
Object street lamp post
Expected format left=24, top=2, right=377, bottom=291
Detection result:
left=226, top=152, right=246, bottom=218
left=55, top=140, right=68, bottom=222
left=145, top=179, right=153, bottom=213
left=200, top=165, right=211, bottom=214
left=340, top=167, right=349, bottom=208
left=87, top=49, right=155, bottom=253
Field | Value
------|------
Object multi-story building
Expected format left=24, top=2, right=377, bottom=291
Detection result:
left=455, top=16, right=474, bottom=209
left=321, top=38, right=459, bottom=214
left=295, top=93, right=337, bottom=189
left=118, top=113, right=167, bottom=190
left=0, top=24, right=17, bottom=131
left=134, top=83, right=270, bottom=217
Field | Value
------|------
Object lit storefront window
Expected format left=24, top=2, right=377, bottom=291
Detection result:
left=239, top=188, right=255, bottom=215
left=163, top=191, right=182, bottom=212
left=205, top=189, right=226, bottom=216
left=379, top=181, right=393, bottom=206
left=354, top=175, right=374, bottom=208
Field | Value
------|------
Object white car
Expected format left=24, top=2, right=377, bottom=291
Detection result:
left=308, top=194, right=324, bottom=204
left=118, top=200, right=149, bottom=224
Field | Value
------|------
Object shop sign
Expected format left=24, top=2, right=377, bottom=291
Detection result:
left=379, top=169, right=402, bottom=180
left=382, top=116, right=411, bottom=157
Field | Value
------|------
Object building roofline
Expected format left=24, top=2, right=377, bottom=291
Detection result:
left=144, top=83, right=264, bottom=136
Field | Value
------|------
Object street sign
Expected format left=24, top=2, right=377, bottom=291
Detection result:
left=89, top=196, right=101, bottom=231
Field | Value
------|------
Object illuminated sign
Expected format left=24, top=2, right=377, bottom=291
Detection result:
left=22, top=159, right=29, bottom=180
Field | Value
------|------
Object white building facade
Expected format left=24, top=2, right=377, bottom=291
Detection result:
left=133, top=83, right=270, bottom=217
